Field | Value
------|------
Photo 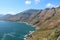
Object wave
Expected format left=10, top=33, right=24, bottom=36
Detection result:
left=24, top=31, right=35, bottom=40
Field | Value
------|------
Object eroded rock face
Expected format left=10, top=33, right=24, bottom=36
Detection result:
left=57, top=36, right=60, bottom=40
left=0, top=6, right=60, bottom=40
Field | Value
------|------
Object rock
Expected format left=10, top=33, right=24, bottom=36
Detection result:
left=57, top=36, right=60, bottom=40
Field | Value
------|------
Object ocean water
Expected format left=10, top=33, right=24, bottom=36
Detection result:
left=0, top=21, right=35, bottom=40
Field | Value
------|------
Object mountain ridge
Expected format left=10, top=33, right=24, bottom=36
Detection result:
left=0, top=6, right=60, bottom=40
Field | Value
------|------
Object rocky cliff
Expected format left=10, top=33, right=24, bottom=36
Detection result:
left=0, top=6, right=60, bottom=40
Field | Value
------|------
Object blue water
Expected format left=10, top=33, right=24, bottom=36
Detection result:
left=0, top=21, right=35, bottom=40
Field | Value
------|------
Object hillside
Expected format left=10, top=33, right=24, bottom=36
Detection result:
left=0, top=6, right=60, bottom=40
left=0, top=9, right=40, bottom=21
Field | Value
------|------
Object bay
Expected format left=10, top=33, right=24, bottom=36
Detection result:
left=0, top=21, right=35, bottom=40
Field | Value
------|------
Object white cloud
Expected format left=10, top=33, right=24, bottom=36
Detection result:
left=7, top=12, right=17, bottom=15
left=46, top=3, right=59, bottom=8
left=25, top=0, right=31, bottom=5
left=0, top=12, right=17, bottom=15
left=35, top=0, right=40, bottom=4
left=55, top=5, right=59, bottom=7
left=46, top=3, right=55, bottom=7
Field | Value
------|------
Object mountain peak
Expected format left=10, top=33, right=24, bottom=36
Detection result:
left=0, top=6, right=60, bottom=40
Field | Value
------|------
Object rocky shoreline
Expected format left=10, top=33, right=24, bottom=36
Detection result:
left=24, top=31, right=35, bottom=40
left=19, top=22, right=36, bottom=40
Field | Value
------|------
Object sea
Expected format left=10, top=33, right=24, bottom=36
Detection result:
left=0, top=21, right=35, bottom=40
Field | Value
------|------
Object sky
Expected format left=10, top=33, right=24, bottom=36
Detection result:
left=0, top=0, right=60, bottom=15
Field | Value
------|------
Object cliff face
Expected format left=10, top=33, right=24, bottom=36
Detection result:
left=0, top=9, right=40, bottom=21
left=1, top=6, right=60, bottom=40
left=27, top=7, right=60, bottom=40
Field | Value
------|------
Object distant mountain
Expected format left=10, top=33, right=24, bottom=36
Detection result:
left=0, top=9, right=40, bottom=21
left=0, top=14, right=13, bottom=20
left=3, top=14, right=13, bottom=17
left=0, top=14, right=4, bottom=17
left=0, top=6, right=60, bottom=40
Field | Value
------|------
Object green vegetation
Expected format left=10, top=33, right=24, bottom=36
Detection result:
left=0, top=7, right=60, bottom=40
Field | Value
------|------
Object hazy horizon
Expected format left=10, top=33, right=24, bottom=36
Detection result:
left=0, top=0, right=60, bottom=15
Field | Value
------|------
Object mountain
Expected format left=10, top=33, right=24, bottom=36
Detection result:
left=0, top=9, right=40, bottom=21
left=0, top=14, right=4, bottom=17
left=0, top=14, right=13, bottom=20
left=0, top=6, right=60, bottom=40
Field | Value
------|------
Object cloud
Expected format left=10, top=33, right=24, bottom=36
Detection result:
left=55, top=5, right=59, bottom=7
left=25, top=0, right=31, bottom=5
left=35, top=0, right=40, bottom=4
left=46, top=3, right=55, bottom=7
left=46, top=3, right=59, bottom=8
left=0, top=12, right=17, bottom=15
left=7, top=12, right=17, bottom=15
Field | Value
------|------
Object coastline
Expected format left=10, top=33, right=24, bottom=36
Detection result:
left=19, top=22, right=36, bottom=40
left=19, top=21, right=37, bottom=28
left=0, top=21, right=38, bottom=40
left=19, top=21, right=40, bottom=30
left=19, top=21, right=38, bottom=40
left=24, top=31, right=35, bottom=40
